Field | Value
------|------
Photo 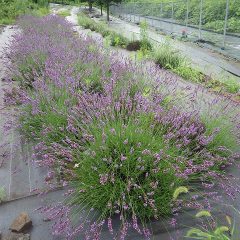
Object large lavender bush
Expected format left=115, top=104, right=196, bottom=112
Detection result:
left=4, top=15, right=240, bottom=239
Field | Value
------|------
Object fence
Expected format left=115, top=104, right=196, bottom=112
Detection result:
left=110, top=0, right=240, bottom=59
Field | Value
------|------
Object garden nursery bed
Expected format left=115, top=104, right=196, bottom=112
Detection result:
left=0, top=4, right=240, bottom=240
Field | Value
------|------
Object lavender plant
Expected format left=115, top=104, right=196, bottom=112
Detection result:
left=4, top=15, right=240, bottom=240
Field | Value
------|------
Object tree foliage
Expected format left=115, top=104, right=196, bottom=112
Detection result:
left=0, top=0, right=48, bottom=24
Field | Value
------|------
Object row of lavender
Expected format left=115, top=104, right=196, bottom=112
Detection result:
left=4, top=15, right=240, bottom=239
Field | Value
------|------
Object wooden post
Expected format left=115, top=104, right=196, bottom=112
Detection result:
left=107, top=2, right=110, bottom=22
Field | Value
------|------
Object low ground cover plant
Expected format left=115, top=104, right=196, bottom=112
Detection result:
left=4, top=15, right=240, bottom=240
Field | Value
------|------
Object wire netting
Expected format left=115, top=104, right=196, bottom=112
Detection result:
left=110, top=0, right=240, bottom=59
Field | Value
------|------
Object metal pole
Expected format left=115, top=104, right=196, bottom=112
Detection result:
left=152, top=3, right=154, bottom=26
left=134, top=3, right=136, bottom=23
left=125, top=4, right=126, bottom=20
left=130, top=3, right=132, bottom=21
left=186, top=0, right=189, bottom=27
left=160, top=2, right=163, bottom=17
left=130, top=3, right=132, bottom=22
left=139, top=4, right=140, bottom=23
left=128, top=4, right=130, bottom=21
left=121, top=4, right=123, bottom=19
left=198, top=0, right=203, bottom=40
left=222, top=0, right=229, bottom=49
left=125, top=4, right=127, bottom=20
left=171, top=2, right=174, bottom=33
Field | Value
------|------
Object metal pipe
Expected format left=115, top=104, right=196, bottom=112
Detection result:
left=152, top=3, right=154, bottom=26
left=133, top=3, right=136, bottom=23
left=130, top=3, right=132, bottom=22
left=171, top=1, right=174, bottom=33
left=199, top=0, right=203, bottom=40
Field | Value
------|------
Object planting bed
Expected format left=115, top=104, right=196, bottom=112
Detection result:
left=0, top=6, right=240, bottom=240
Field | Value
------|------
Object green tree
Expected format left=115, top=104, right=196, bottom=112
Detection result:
left=100, top=0, right=121, bottom=21
left=88, top=0, right=94, bottom=11
left=80, top=0, right=121, bottom=20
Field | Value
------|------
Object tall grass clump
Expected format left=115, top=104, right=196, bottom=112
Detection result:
left=186, top=206, right=240, bottom=240
left=152, top=41, right=183, bottom=70
left=4, top=15, right=240, bottom=240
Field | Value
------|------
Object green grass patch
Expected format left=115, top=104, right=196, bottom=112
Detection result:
left=33, top=7, right=50, bottom=17
left=57, top=9, right=71, bottom=17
